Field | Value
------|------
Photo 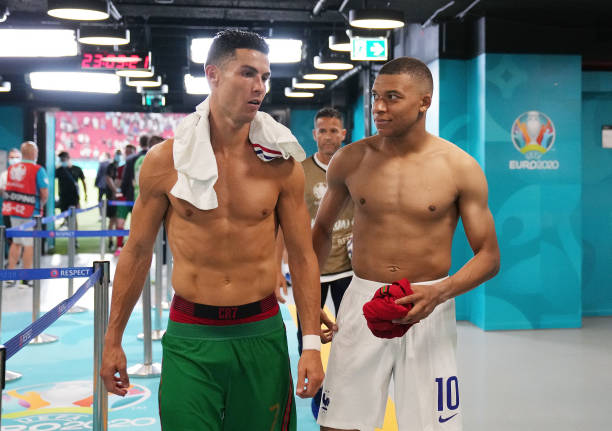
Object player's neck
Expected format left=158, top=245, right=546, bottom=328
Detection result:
left=314, top=152, right=332, bottom=166
left=381, top=123, right=429, bottom=155
left=208, top=99, right=250, bottom=151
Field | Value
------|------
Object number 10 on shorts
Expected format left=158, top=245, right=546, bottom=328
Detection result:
left=435, top=376, right=459, bottom=411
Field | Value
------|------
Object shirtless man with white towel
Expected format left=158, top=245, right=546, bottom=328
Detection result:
left=100, top=29, right=324, bottom=431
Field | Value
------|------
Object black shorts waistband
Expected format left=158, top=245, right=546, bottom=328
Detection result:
left=170, top=293, right=278, bottom=323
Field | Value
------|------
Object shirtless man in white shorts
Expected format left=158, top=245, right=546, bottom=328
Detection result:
left=312, top=57, right=500, bottom=431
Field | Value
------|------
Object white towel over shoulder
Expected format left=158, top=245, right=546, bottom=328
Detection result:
left=170, top=98, right=306, bottom=210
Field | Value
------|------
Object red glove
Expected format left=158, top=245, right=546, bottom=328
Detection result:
left=362, top=278, right=414, bottom=339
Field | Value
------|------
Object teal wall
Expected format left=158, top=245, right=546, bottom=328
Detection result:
left=439, top=54, right=583, bottom=330
left=290, top=109, right=318, bottom=157
left=351, top=95, right=365, bottom=143
left=581, top=71, right=612, bottom=316
left=0, top=106, right=24, bottom=152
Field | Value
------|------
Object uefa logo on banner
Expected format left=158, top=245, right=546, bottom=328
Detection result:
left=50, top=269, right=59, bottom=278
left=509, top=110, right=559, bottom=170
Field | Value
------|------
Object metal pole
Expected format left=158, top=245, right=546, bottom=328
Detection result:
left=1, top=344, right=5, bottom=428
left=0, top=226, right=21, bottom=381
left=363, top=62, right=372, bottom=137
left=152, top=227, right=164, bottom=340
left=127, top=273, right=161, bottom=377
left=93, top=261, right=109, bottom=431
left=100, top=199, right=107, bottom=259
left=67, top=206, right=85, bottom=313
left=29, top=215, right=57, bottom=344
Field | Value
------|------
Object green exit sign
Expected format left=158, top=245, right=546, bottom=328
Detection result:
left=350, top=37, right=388, bottom=61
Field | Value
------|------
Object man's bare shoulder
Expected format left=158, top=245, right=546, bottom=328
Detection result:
left=139, top=139, right=176, bottom=193
left=434, top=136, right=486, bottom=189
left=329, top=135, right=378, bottom=173
left=143, top=138, right=174, bottom=167
left=434, top=136, right=480, bottom=169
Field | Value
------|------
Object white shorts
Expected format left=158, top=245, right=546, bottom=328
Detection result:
left=317, top=275, right=462, bottom=431
left=10, top=217, right=34, bottom=246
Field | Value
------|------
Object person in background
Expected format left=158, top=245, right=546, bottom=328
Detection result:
left=120, top=135, right=148, bottom=205
left=56, top=151, right=87, bottom=229
left=113, top=144, right=137, bottom=257
left=95, top=152, right=111, bottom=220
left=133, top=136, right=164, bottom=200
left=0, top=148, right=22, bottom=251
left=2, top=141, right=49, bottom=287
left=104, top=149, right=122, bottom=250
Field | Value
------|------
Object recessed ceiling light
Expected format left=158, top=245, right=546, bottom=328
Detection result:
left=314, top=55, right=353, bottom=71
left=349, top=9, right=405, bottom=30
left=126, top=76, right=162, bottom=88
left=47, top=0, right=109, bottom=21
left=116, top=66, right=154, bottom=78
left=292, top=78, right=325, bottom=90
left=78, top=27, right=130, bottom=46
left=285, top=87, right=314, bottom=98
left=302, top=72, right=338, bottom=81
left=329, top=33, right=351, bottom=52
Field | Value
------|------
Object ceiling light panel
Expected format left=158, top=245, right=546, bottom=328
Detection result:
left=184, top=74, right=210, bottom=95
left=30, top=72, right=120, bottom=93
left=191, top=38, right=302, bottom=64
left=0, top=29, right=77, bottom=57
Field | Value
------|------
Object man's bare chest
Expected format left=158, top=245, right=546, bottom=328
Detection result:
left=347, top=155, right=458, bottom=221
left=169, top=160, right=280, bottom=223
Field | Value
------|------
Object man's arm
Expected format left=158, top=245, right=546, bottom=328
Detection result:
left=276, top=160, right=323, bottom=398
left=39, top=188, right=49, bottom=206
left=312, top=149, right=352, bottom=271
left=274, top=228, right=288, bottom=303
left=100, top=146, right=169, bottom=395
left=78, top=168, right=88, bottom=200
left=395, top=156, right=500, bottom=324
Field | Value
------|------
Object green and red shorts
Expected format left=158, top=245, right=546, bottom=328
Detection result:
left=159, top=293, right=296, bottom=431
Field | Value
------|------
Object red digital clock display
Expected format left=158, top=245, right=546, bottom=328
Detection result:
left=81, top=52, right=151, bottom=70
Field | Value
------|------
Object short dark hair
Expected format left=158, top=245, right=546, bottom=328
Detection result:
left=379, top=57, right=433, bottom=94
left=205, top=29, right=269, bottom=68
left=139, top=135, right=149, bottom=149
left=125, top=144, right=136, bottom=151
left=58, top=151, right=69, bottom=159
left=148, top=136, right=165, bottom=147
left=314, top=107, right=343, bottom=126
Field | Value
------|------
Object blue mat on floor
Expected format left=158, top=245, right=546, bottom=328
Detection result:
left=1, top=305, right=318, bottom=430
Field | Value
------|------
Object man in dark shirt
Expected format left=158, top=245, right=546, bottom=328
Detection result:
left=120, top=135, right=148, bottom=203
left=56, top=151, right=87, bottom=214
left=105, top=149, right=122, bottom=249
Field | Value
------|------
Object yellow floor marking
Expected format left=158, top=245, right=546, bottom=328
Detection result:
left=287, top=304, right=398, bottom=431
left=6, top=389, right=51, bottom=410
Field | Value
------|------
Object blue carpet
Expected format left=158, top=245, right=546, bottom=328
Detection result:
left=1, top=305, right=319, bottom=430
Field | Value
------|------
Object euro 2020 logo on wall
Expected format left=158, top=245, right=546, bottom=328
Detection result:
left=509, top=110, right=559, bottom=170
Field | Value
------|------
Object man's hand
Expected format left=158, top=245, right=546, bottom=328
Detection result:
left=274, top=270, right=288, bottom=304
left=392, top=279, right=448, bottom=325
left=295, top=349, right=324, bottom=398
left=320, top=309, right=337, bottom=343
left=100, top=343, right=130, bottom=396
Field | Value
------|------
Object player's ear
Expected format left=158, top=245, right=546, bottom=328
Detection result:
left=205, top=64, right=220, bottom=88
left=420, top=93, right=432, bottom=112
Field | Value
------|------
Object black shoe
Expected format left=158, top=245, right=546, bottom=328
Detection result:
left=19, top=280, right=33, bottom=289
